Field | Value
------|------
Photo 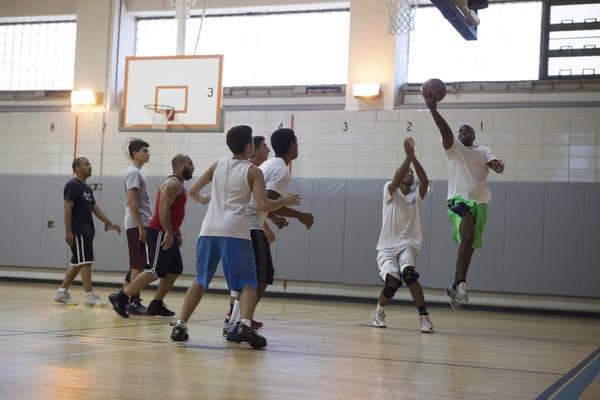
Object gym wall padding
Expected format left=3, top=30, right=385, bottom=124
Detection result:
left=1, top=174, right=599, bottom=298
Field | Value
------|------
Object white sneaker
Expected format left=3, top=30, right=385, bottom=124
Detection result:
left=419, top=314, right=434, bottom=333
left=84, top=292, right=109, bottom=307
left=455, top=282, right=469, bottom=303
left=371, top=309, right=386, bottom=328
left=54, top=289, right=78, bottom=305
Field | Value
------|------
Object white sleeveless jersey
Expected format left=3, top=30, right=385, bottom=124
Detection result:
left=199, top=158, right=253, bottom=240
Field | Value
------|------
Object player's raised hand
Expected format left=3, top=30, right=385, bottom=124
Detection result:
left=404, top=137, right=416, bottom=158
left=422, top=91, right=437, bottom=110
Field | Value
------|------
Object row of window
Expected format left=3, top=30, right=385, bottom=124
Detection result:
left=0, top=1, right=597, bottom=90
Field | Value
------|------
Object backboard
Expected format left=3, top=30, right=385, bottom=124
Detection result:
left=431, top=0, right=486, bottom=40
left=121, top=55, right=223, bottom=131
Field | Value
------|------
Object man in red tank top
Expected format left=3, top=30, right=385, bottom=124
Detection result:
left=109, top=154, right=195, bottom=318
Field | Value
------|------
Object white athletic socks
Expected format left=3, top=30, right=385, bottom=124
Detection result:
left=230, top=299, right=240, bottom=322
left=241, top=318, right=252, bottom=327
left=376, top=303, right=384, bottom=313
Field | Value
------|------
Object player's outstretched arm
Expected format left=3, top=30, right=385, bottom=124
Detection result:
left=423, top=92, right=454, bottom=150
left=265, top=190, right=314, bottom=229
left=189, top=161, right=217, bottom=204
left=412, top=156, right=429, bottom=199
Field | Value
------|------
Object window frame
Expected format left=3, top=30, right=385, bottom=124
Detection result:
left=0, top=18, right=77, bottom=91
left=539, top=0, right=600, bottom=80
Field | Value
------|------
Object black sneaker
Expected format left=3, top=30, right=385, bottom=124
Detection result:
left=126, top=298, right=148, bottom=315
left=237, top=323, right=267, bottom=349
left=147, top=300, right=175, bottom=316
left=108, top=292, right=129, bottom=319
left=226, top=321, right=242, bottom=343
left=170, top=324, right=189, bottom=342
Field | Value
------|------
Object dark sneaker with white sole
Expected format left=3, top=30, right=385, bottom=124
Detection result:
left=147, top=300, right=175, bottom=316
left=170, top=321, right=189, bottom=342
left=237, top=323, right=267, bottom=349
left=108, top=291, right=130, bottom=318
left=126, top=298, right=148, bottom=315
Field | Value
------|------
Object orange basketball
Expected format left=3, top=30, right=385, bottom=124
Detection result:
left=421, top=78, right=447, bottom=102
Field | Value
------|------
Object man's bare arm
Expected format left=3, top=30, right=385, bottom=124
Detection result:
left=424, top=93, right=454, bottom=150
left=64, top=200, right=74, bottom=246
left=127, top=188, right=146, bottom=241
left=264, top=190, right=313, bottom=229
left=412, top=157, right=429, bottom=199
left=189, top=162, right=217, bottom=204
left=92, top=204, right=121, bottom=233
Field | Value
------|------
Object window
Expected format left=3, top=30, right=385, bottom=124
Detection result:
left=541, top=1, right=600, bottom=79
left=407, top=2, right=542, bottom=83
left=135, top=10, right=350, bottom=86
left=0, top=20, right=76, bottom=90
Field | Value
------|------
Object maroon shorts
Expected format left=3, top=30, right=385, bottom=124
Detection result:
left=127, top=228, right=148, bottom=270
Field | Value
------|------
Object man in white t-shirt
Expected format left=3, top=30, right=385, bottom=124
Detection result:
left=423, top=92, right=505, bottom=309
left=371, top=137, right=433, bottom=333
left=224, top=128, right=314, bottom=335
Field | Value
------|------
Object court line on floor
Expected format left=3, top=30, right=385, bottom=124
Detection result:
left=181, top=342, right=564, bottom=377
left=1, top=316, right=567, bottom=379
left=535, top=346, right=600, bottom=400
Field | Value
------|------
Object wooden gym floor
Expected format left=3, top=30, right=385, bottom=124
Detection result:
left=0, top=281, right=599, bottom=400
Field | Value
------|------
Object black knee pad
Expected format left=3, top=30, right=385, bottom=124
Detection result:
left=382, top=275, right=401, bottom=299
left=382, top=284, right=398, bottom=299
left=402, top=267, right=420, bottom=286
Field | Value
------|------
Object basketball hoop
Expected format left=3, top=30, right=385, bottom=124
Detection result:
left=384, top=0, right=418, bottom=35
left=144, top=104, right=175, bottom=131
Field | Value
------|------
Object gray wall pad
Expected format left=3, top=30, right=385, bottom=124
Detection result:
left=1, top=174, right=599, bottom=298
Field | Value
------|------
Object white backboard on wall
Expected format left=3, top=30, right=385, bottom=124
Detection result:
left=121, top=55, right=223, bottom=131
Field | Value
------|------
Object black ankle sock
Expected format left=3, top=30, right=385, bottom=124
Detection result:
left=117, top=290, right=129, bottom=303
left=418, top=306, right=428, bottom=316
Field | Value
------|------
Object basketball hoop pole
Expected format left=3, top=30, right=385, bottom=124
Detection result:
left=175, top=0, right=187, bottom=55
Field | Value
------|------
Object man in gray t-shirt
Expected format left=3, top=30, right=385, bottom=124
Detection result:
left=122, top=139, right=152, bottom=314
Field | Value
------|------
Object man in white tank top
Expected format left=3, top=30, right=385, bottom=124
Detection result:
left=170, top=125, right=300, bottom=349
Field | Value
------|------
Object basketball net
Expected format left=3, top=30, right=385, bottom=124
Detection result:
left=144, top=104, right=175, bottom=131
left=384, top=0, right=418, bottom=35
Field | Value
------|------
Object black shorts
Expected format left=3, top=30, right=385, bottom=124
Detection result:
left=251, top=229, right=274, bottom=285
left=126, top=228, right=148, bottom=270
left=70, top=233, right=94, bottom=266
left=146, top=228, right=183, bottom=278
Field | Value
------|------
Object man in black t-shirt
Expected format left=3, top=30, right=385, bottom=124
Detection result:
left=54, top=157, right=122, bottom=306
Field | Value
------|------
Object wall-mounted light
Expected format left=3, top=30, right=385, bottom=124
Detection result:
left=352, top=83, right=381, bottom=98
left=71, top=89, right=98, bottom=105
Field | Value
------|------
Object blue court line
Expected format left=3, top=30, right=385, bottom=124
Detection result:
left=536, top=346, right=600, bottom=400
